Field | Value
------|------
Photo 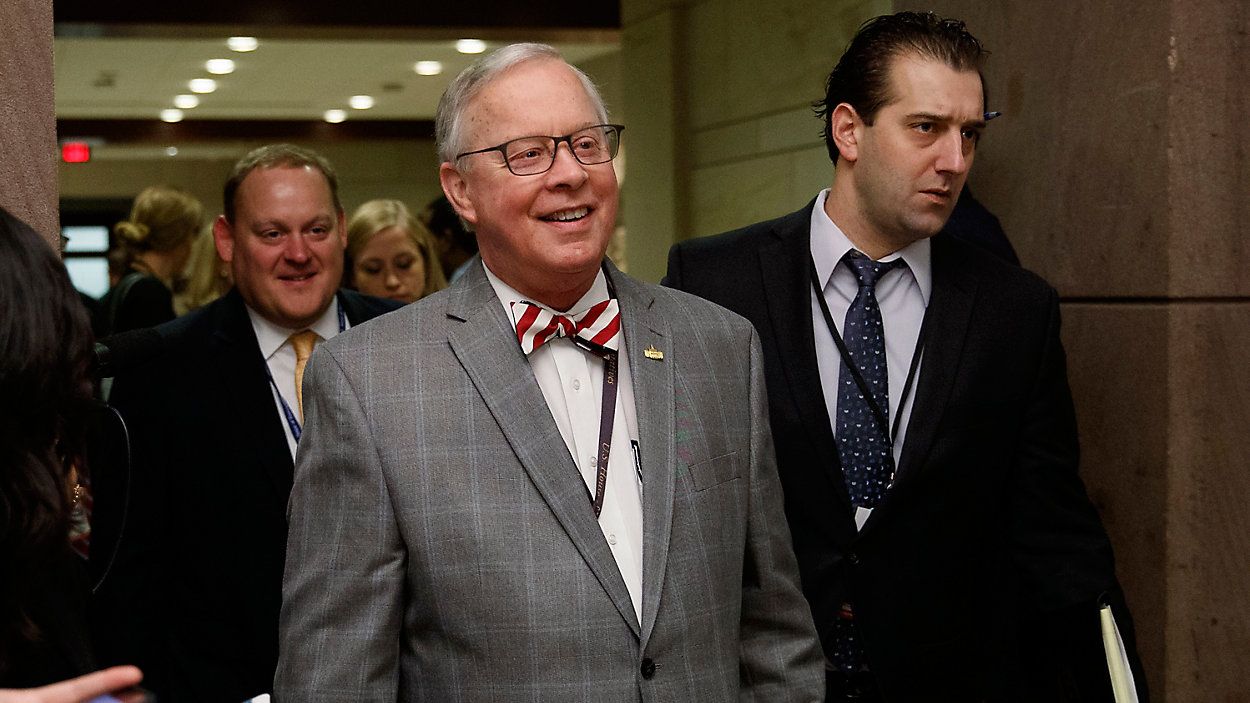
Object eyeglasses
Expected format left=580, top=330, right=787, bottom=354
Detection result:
left=455, top=124, right=625, bottom=176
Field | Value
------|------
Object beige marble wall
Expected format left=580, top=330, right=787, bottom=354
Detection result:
left=621, top=0, right=888, bottom=282
left=621, top=4, right=686, bottom=283
left=0, top=0, right=56, bottom=244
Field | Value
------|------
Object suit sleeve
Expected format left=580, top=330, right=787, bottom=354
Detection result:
left=92, top=371, right=175, bottom=694
left=737, top=328, right=826, bottom=702
left=274, top=346, right=406, bottom=702
left=1009, top=290, right=1148, bottom=699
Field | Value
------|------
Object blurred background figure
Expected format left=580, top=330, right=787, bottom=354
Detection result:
left=346, top=198, right=446, bottom=303
left=421, top=195, right=477, bottom=283
left=0, top=206, right=142, bottom=699
left=97, top=186, right=204, bottom=336
left=172, top=227, right=232, bottom=316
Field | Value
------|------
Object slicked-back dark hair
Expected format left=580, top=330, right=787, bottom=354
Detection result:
left=814, top=11, right=987, bottom=163
left=222, top=143, right=342, bottom=223
left=0, top=207, right=94, bottom=671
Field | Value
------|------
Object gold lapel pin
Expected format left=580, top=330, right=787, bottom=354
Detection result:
left=643, top=344, right=664, bottom=361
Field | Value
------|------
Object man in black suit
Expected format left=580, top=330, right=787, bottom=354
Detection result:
left=665, top=12, right=1143, bottom=702
left=95, top=145, right=399, bottom=702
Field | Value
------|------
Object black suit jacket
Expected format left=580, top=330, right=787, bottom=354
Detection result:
left=665, top=201, right=1144, bottom=702
left=93, top=288, right=399, bottom=703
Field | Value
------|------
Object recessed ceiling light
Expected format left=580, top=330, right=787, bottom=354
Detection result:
left=173, top=94, right=199, bottom=109
left=324, top=109, right=348, bottom=124
left=414, top=61, right=443, bottom=76
left=188, top=78, right=217, bottom=94
left=205, top=59, right=235, bottom=75
left=160, top=109, right=184, bottom=123
left=165, top=146, right=179, bottom=157
left=227, top=36, right=259, bottom=52
left=349, top=95, right=375, bottom=110
left=455, top=39, right=487, bottom=54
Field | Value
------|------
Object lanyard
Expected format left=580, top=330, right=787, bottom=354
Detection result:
left=265, top=303, right=347, bottom=442
left=808, top=257, right=926, bottom=448
left=573, top=342, right=618, bottom=518
left=572, top=267, right=620, bottom=518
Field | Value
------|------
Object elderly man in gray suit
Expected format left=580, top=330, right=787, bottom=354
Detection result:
left=275, top=43, right=824, bottom=702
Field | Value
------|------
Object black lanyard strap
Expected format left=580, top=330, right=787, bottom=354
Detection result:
left=573, top=343, right=618, bottom=518
left=808, top=257, right=926, bottom=446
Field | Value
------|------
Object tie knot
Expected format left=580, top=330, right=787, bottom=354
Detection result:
left=843, top=250, right=905, bottom=290
left=512, top=298, right=621, bottom=355
left=288, top=330, right=319, bottom=362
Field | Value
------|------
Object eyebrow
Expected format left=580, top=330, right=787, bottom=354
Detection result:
left=907, top=112, right=987, bottom=129
left=498, top=122, right=605, bottom=142
left=250, top=215, right=334, bottom=232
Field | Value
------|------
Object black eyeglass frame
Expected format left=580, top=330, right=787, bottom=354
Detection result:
left=454, top=123, right=626, bottom=176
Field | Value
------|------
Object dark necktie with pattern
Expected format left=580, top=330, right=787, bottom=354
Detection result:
left=831, top=249, right=905, bottom=673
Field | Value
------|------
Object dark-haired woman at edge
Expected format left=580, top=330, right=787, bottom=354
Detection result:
left=0, top=207, right=142, bottom=700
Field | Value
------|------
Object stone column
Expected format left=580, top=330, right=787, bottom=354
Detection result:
left=895, top=1, right=1250, bottom=697
left=0, top=0, right=57, bottom=245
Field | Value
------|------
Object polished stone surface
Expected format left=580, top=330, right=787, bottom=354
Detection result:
left=0, top=0, right=56, bottom=243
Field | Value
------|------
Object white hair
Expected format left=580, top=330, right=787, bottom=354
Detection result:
left=434, top=43, right=610, bottom=166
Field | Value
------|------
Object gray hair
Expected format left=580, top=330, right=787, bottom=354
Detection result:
left=435, top=43, right=609, bottom=166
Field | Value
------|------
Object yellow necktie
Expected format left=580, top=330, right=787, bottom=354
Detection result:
left=288, top=330, right=320, bottom=422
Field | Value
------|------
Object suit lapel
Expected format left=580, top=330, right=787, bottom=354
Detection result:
left=445, top=265, right=641, bottom=636
left=208, top=290, right=294, bottom=498
left=892, top=235, right=978, bottom=487
left=759, top=204, right=856, bottom=531
left=607, top=264, right=674, bottom=647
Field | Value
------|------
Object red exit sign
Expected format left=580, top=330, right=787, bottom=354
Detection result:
left=61, top=142, right=91, bottom=163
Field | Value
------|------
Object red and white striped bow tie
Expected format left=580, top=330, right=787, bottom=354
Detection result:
left=511, top=298, right=622, bottom=354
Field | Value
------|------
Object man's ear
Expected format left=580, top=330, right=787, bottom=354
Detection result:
left=830, top=102, right=864, bottom=164
left=335, top=210, right=347, bottom=250
left=439, top=162, right=477, bottom=227
left=212, top=215, right=235, bottom=263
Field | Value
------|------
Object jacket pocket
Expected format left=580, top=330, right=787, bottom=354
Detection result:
left=688, top=450, right=742, bottom=491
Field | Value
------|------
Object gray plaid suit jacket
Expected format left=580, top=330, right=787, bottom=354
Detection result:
left=274, top=260, right=824, bottom=702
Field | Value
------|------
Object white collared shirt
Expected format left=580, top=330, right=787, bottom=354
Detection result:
left=484, top=262, right=645, bottom=619
left=247, top=298, right=347, bottom=459
left=810, top=189, right=931, bottom=528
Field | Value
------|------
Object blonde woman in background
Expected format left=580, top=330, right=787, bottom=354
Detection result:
left=173, top=228, right=232, bottom=316
left=99, top=186, right=204, bottom=335
left=345, top=199, right=447, bottom=304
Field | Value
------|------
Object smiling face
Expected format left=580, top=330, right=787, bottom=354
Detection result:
left=213, top=165, right=346, bottom=328
left=352, top=225, right=427, bottom=303
left=439, top=58, right=618, bottom=310
left=829, top=54, right=985, bottom=256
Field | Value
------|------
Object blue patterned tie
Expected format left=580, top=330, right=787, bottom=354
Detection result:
left=831, top=249, right=905, bottom=673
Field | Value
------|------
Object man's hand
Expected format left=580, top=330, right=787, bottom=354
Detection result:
left=0, top=666, right=143, bottom=703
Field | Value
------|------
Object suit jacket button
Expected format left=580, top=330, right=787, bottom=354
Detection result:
left=847, top=551, right=860, bottom=566
left=641, top=657, right=656, bottom=679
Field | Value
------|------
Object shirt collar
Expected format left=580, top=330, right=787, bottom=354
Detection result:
left=483, top=261, right=611, bottom=329
left=246, top=295, right=343, bottom=360
left=809, top=188, right=933, bottom=305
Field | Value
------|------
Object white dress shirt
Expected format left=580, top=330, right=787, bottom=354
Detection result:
left=809, top=189, right=931, bottom=528
left=248, top=298, right=347, bottom=459
left=484, top=263, right=646, bottom=619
